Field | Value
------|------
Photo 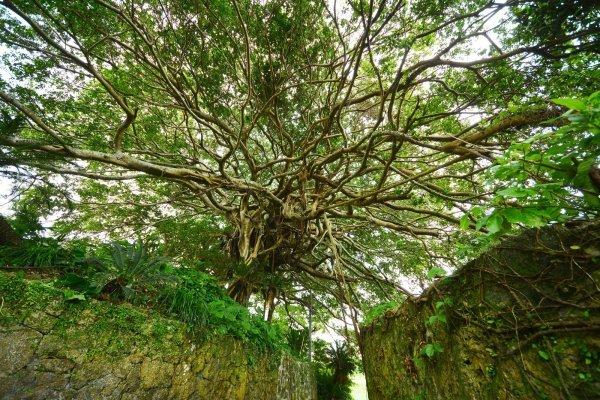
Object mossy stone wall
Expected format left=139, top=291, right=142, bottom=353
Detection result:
left=0, top=273, right=316, bottom=400
left=362, top=222, right=600, bottom=400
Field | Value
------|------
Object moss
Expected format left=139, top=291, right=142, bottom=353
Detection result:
left=0, top=271, right=274, bottom=362
left=362, top=222, right=600, bottom=400
left=0, top=271, right=188, bottom=359
left=0, top=271, right=316, bottom=399
left=0, top=272, right=64, bottom=325
left=0, top=272, right=27, bottom=302
left=51, top=300, right=188, bottom=360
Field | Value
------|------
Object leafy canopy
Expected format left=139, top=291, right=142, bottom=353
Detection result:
left=0, top=0, right=598, bottom=330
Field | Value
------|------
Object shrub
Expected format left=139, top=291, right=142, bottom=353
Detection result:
left=315, top=341, right=358, bottom=400
left=157, top=268, right=285, bottom=350
left=0, top=238, right=83, bottom=269
left=46, top=240, right=286, bottom=350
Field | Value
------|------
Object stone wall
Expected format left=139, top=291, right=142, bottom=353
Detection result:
left=362, top=222, right=600, bottom=400
left=0, top=273, right=316, bottom=400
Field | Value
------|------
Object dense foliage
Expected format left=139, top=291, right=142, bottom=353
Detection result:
left=0, top=0, right=598, bottom=339
left=0, top=237, right=285, bottom=350
left=471, top=92, right=600, bottom=235
left=314, top=341, right=359, bottom=400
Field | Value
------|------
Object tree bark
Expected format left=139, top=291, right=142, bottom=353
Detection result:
left=0, top=215, right=21, bottom=247
left=263, top=285, right=277, bottom=322
left=227, top=278, right=254, bottom=306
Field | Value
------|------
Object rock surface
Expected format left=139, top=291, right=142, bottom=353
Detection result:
left=0, top=273, right=316, bottom=400
left=362, top=222, right=600, bottom=400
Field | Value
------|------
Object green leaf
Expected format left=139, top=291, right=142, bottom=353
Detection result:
left=500, top=208, right=523, bottom=223
left=459, top=214, right=470, bottom=230
left=496, top=187, right=534, bottom=198
left=475, top=215, right=488, bottom=231
left=427, top=266, right=446, bottom=279
left=485, top=214, right=504, bottom=234
left=583, top=193, right=600, bottom=208
left=413, top=356, right=425, bottom=370
left=64, top=290, right=85, bottom=302
left=421, top=342, right=444, bottom=358
left=552, top=97, right=586, bottom=111
left=538, top=350, right=550, bottom=361
left=509, top=142, right=532, bottom=154
left=519, top=209, right=546, bottom=227
left=423, top=344, right=435, bottom=358
left=573, top=159, right=596, bottom=188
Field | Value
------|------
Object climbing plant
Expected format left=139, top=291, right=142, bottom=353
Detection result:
left=470, top=91, right=600, bottom=235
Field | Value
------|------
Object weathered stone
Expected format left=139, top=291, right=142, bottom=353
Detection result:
left=0, top=271, right=317, bottom=400
left=31, top=357, right=75, bottom=374
left=44, top=299, right=65, bottom=317
left=276, top=354, right=318, bottom=400
left=168, top=362, right=196, bottom=399
left=139, top=358, right=174, bottom=389
left=23, top=311, right=57, bottom=334
left=0, top=327, right=42, bottom=375
left=362, top=222, right=600, bottom=400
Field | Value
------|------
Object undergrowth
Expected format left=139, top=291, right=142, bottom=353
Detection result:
left=0, top=238, right=285, bottom=351
left=313, top=341, right=358, bottom=400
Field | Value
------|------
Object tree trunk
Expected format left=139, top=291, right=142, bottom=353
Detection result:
left=0, top=215, right=21, bottom=246
left=227, top=278, right=254, bottom=306
left=263, top=285, right=277, bottom=322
